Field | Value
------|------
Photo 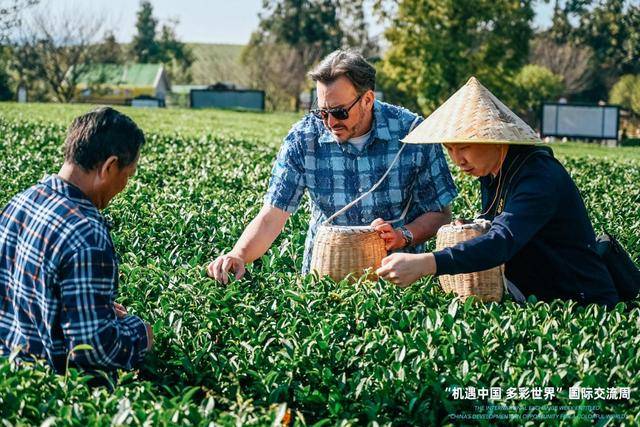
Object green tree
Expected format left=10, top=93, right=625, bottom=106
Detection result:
left=610, top=75, right=640, bottom=115
left=244, top=0, right=344, bottom=110
left=243, top=0, right=377, bottom=110
left=129, top=1, right=193, bottom=83
left=576, top=0, right=640, bottom=99
left=512, top=64, right=564, bottom=125
left=94, top=31, right=124, bottom=64
left=130, top=1, right=160, bottom=63
left=379, top=0, right=535, bottom=115
left=157, top=22, right=194, bottom=83
left=0, top=47, right=13, bottom=100
left=543, top=0, right=640, bottom=101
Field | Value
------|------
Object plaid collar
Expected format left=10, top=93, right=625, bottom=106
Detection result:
left=317, top=100, right=393, bottom=146
left=41, top=174, right=100, bottom=213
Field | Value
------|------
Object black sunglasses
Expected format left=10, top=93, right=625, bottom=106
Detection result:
left=311, top=94, right=363, bottom=121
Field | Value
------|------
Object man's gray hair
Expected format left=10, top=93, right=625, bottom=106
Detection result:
left=308, top=49, right=376, bottom=94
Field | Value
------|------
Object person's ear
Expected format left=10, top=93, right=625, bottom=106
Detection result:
left=364, top=89, right=375, bottom=107
left=98, top=156, right=119, bottom=180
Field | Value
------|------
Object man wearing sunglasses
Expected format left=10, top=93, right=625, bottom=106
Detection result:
left=208, top=49, right=457, bottom=283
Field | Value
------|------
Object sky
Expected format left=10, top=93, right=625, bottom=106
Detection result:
left=24, top=0, right=555, bottom=45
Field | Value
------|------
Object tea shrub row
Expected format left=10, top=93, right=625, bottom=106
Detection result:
left=1, top=114, right=639, bottom=426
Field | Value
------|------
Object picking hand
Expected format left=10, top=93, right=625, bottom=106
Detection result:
left=206, top=253, right=246, bottom=284
left=114, top=302, right=128, bottom=318
left=371, top=218, right=405, bottom=250
left=376, top=252, right=436, bottom=287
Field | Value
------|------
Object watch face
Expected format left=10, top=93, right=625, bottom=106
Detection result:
left=401, top=227, right=413, bottom=244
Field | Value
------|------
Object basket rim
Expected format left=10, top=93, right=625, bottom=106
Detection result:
left=317, top=224, right=376, bottom=233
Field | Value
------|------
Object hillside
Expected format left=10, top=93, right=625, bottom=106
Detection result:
left=188, top=43, right=250, bottom=87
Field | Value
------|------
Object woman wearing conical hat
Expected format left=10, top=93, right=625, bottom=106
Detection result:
left=374, top=77, right=619, bottom=307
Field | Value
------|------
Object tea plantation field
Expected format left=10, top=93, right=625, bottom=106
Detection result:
left=1, top=103, right=640, bottom=426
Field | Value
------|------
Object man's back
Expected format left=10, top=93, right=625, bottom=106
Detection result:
left=1, top=175, right=148, bottom=373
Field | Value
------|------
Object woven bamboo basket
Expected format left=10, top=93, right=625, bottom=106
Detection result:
left=310, top=225, right=386, bottom=282
left=435, top=219, right=504, bottom=302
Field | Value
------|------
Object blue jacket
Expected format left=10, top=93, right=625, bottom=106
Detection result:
left=433, top=145, right=619, bottom=307
left=0, top=175, right=149, bottom=374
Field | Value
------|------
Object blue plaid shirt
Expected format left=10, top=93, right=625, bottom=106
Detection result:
left=265, top=100, right=458, bottom=272
left=0, top=175, right=148, bottom=374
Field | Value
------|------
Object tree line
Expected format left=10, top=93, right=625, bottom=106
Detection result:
left=242, top=0, right=640, bottom=124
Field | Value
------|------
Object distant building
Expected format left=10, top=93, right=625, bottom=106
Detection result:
left=73, top=63, right=170, bottom=107
left=189, top=82, right=265, bottom=111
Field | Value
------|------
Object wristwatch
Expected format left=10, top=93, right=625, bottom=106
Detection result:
left=399, top=226, right=414, bottom=247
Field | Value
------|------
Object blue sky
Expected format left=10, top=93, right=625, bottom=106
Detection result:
left=30, top=0, right=554, bottom=45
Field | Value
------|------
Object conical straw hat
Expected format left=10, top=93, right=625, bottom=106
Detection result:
left=402, top=76, right=542, bottom=145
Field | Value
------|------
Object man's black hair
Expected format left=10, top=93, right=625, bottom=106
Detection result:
left=63, top=107, right=145, bottom=171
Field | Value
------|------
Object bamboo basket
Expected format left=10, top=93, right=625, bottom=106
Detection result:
left=435, top=219, right=504, bottom=302
left=310, top=225, right=386, bottom=282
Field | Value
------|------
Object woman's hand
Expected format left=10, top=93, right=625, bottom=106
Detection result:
left=376, top=253, right=437, bottom=287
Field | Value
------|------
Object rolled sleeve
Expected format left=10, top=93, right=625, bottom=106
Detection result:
left=413, top=144, right=458, bottom=212
left=59, top=247, right=148, bottom=371
left=264, top=132, right=306, bottom=213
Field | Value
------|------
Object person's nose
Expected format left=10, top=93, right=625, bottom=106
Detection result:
left=326, top=113, right=338, bottom=128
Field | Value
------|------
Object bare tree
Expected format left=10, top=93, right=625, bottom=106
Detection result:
left=530, top=35, right=595, bottom=96
left=0, top=0, right=38, bottom=41
left=242, top=40, right=324, bottom=111
left=11, top=8, right=105, bottom=102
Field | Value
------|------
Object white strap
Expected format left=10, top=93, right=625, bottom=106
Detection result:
left=323, top=116, right=421, bottom=226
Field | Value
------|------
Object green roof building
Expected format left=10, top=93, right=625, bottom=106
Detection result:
left=74, top=63, right=170, bottom=106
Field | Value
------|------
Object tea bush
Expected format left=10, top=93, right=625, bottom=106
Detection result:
left=1, top=105, right=639, bottom=426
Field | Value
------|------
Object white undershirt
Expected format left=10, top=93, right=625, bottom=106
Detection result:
left=347, top=129, right=372, bottom=151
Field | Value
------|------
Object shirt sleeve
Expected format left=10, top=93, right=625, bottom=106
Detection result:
left=413, top=143, right=458, bottom=213
left=433, top=168, right=559, bottom=275
left=59, top=246, right=148, bottom=371
left=263, top=129, right=306, bottom=213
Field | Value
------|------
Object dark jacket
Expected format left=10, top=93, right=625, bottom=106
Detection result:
left=433, top=145, right=619, bottom=307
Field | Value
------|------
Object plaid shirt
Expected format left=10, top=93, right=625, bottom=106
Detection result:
left=0, top=175, right=148, bottom=374
left=265, top=100, right=458, bottom=272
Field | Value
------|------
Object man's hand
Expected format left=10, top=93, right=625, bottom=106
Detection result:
left=144, top=323, right=154, bottom=351
left=371, top=218, right=405, bottom=250
left=114, top=302, right=128, bottom=318
left=114, top=303, right=152, bottom=351
left=376, top=252, right=437, bottom=287
left=206, top=253, right=246, bottom=284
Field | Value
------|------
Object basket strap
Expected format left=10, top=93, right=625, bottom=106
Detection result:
left=389, top=194, right=413, bottom=225
left=323, top=116, right=421, bottom=226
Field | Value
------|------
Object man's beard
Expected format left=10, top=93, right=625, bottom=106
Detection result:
left=332, top=123, right=359, bottom=143
left=331, top=106, right=363, bottom=143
